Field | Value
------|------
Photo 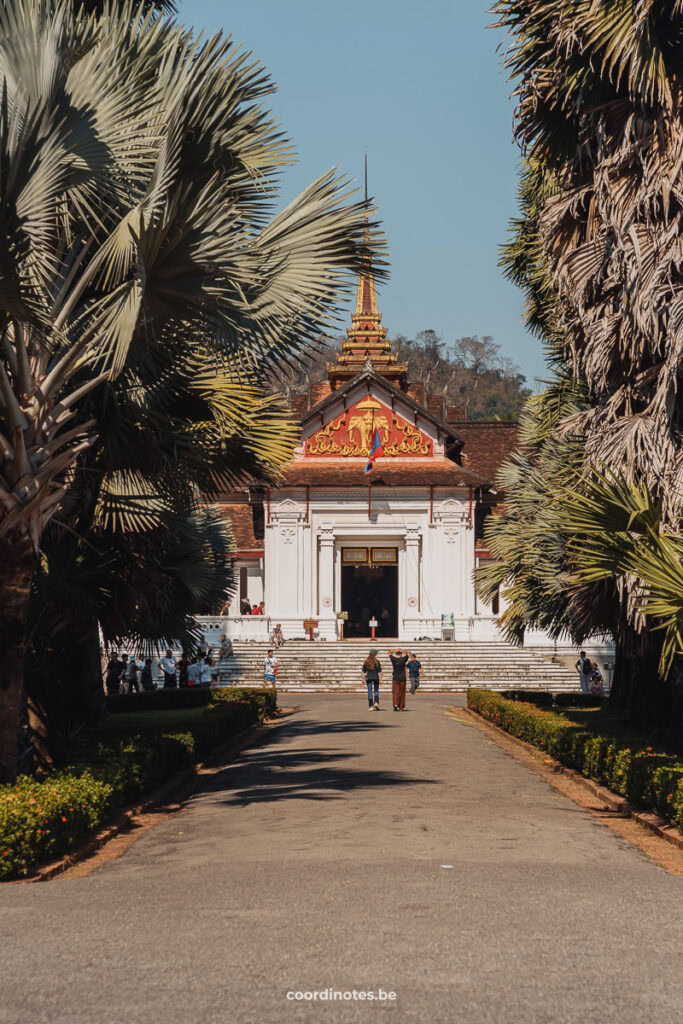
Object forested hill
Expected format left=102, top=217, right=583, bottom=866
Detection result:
left=282, top=330, right=532, bottom=422
left=393, top=331, right=531, bottom=421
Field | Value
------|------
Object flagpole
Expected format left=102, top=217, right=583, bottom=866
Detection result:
left=368, top=406, right=374, bottom=521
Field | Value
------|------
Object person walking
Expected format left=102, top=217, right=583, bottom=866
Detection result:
left=408, top=653, right=423, bottom=694
left=388, top=647, right=410, bottom=711
left=124, top=654, right=140, bottom=695
left=177, top=653, right=189, bottom=688
left=200, top=656, right=213, bottom=688
left=589, top=660, right=605, bottom=696
left=140, top=658, right=155, bottom=691
left=362, top=649, right=382, bottom=710
left=159, top=649, right=177, bottom=689
left=187, top=657, right=200, bottom=687
left=263, top=649, right=277, bottom=689
left=105, top=654, right=123, bottom=696
left=575, top=650, right=592, bottom=695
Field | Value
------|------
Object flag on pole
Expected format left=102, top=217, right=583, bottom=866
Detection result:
left=363, top=429, right=384, bottom=475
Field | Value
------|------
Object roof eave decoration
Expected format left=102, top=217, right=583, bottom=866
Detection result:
left=300, top=365, right=465, bottom=450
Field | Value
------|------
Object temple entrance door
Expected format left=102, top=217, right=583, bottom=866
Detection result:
left=341, top=563, right=398, bottom=639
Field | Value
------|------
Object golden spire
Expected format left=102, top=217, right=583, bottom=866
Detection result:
left=327, top=157, right=407, bottom=390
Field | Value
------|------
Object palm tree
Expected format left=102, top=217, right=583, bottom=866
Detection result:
left=0, top=0, right=386, bottom=780
left=492, top=0, right=683, bottom=514
left=483, top=1, right=683, bottom=728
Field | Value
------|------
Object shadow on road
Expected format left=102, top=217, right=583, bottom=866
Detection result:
left=193, top=717, right=438, bottom=806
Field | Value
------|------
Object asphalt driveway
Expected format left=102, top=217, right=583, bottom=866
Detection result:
left=1, top=693, right=681, bottom=1024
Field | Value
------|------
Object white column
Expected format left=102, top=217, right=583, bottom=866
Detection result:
left=402, top=526, right=421, bottom=641
left=318, top=524, right=336, bottom=639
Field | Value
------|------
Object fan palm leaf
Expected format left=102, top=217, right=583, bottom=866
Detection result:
left=0, top=0, right=388, bottom=781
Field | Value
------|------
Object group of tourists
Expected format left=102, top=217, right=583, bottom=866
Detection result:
left=105, top=635, right=234, bottom=695
left=260, top=644, right=425, bottom=704
left=362, top=647, right=424, bottom=711
left=240, top=598, right=265, bottom=616
left=575, top=651, right=605, bottom=696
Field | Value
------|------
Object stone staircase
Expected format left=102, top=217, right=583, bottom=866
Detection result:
left=217, top=639, right=580, bottom=693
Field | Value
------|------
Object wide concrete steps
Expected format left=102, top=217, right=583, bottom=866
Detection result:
left=217, top=640, right=579, bottom=692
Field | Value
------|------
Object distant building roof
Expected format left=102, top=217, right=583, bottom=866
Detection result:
left=448, top=421, right=519, bottom=484
left=217, top=501, right=263, bottom=557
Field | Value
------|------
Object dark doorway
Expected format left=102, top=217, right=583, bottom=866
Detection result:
left=341, top=564, right=398, bottom=638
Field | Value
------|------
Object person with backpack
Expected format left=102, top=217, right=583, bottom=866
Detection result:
left=362, top=649, right=382, bottom=711
left=575, top=650, right=592, bottom=695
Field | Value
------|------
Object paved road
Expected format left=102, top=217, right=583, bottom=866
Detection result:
left=1, top=694, right=681, bottom=1024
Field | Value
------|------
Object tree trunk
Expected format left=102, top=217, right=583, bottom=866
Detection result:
left=609, top=641, right=683, bottom=749
left=0, top=534, right=37, bottom=783
left=25, top=617, right=104, bottom=767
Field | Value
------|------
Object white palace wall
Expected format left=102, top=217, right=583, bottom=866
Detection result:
left=248, top=486, right=485, bottom=642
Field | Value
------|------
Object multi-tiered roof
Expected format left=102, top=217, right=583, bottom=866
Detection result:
left=327, top=262, right=408, bottom=390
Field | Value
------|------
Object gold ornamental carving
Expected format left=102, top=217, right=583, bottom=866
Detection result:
left=306, top=408, right=431, bottom=458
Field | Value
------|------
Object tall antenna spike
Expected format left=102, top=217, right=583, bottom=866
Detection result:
left=364, top=148, right=368, bottom=202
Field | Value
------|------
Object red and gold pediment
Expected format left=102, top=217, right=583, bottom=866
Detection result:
left=305, top=397, right=432, bottom=458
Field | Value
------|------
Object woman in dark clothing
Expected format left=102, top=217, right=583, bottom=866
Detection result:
left=105, top=655, right=122, bottom=697
left=362, top=649, right=382, bottom=711
left=140, top=658, right=155, bottom=691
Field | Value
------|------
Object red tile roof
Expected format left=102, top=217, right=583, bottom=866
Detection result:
left=281, top=458, right=490, bottom=488
left=218, top=502, right=263, bottom=556
left=451, top=422, right=520, bottom=484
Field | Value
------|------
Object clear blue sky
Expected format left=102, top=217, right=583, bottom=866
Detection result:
left=179, top=0, right=546, bottom=385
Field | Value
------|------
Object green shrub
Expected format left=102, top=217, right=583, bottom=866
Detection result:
left=0, top=688, right=275, bottom=882
left=106, top=688, right=212, bottom=712
left=106, top=685, right=277, bottom=719
left=212, top=687, right=277, bottom=720
left=466, top=689, right=683, bottom=832
left=0, top=732, right=194, bottom=882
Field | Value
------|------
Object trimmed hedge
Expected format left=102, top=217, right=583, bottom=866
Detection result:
left=105, top=685, right=279, bottom=717
left=500, top=690, right=604, bottom=710
left=213, top=687, right=278, bottom=720
left=0, top=688, right=276, bottom=882
left=106, top=688, right=213, bottom=712
left=467, top=689, right=683, bottom=832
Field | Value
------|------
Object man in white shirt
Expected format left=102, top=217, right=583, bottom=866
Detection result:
left=158, top=649, right=177, bottom=689
left=187, top=658, right=200, bottom=686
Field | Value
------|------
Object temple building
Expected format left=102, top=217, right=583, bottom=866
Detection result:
left=217, top=261, right=520, bottom=642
